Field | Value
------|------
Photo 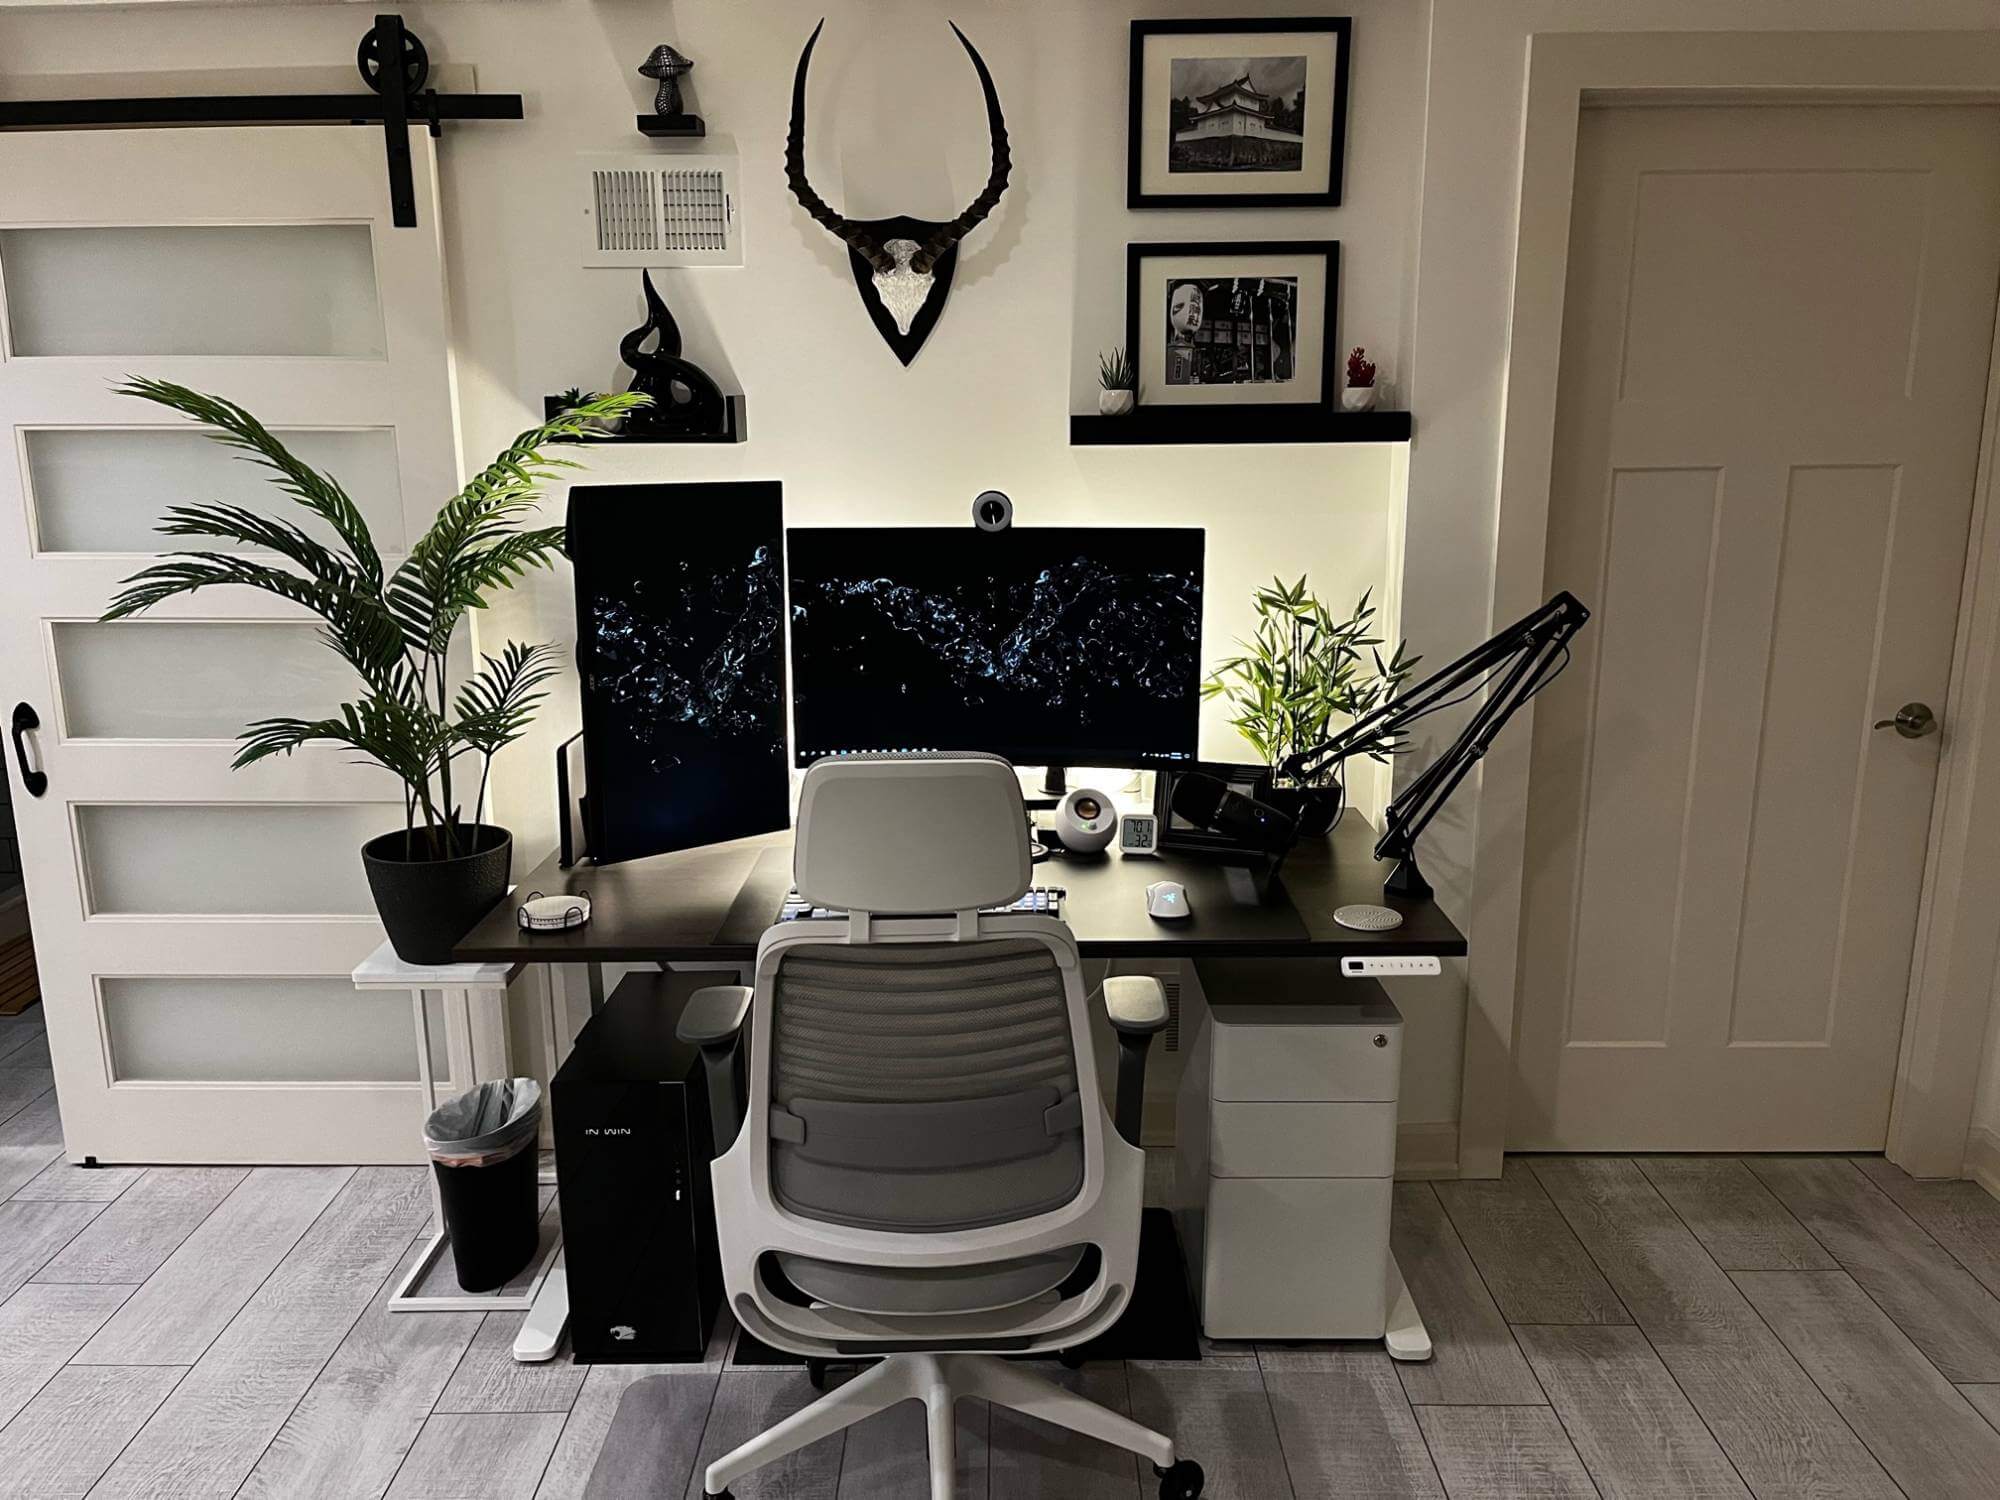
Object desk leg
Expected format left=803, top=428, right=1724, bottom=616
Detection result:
left=513, top=1252, right=568, bottom=1363
left=548, top=965, right=591, bottom=1065
left=1384, top=1251, right=1431, bottom=1362
left=517, top=961, right=569, bottom=1362
left=536, top=966, right=561, bottom=1185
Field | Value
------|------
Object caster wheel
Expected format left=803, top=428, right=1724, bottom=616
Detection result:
left=806, top=1358, right=829, bottom=1392
left=1154, top=1458, right=1205, bottom=1498
left=1057, top=1348, right=1086, bottom=1370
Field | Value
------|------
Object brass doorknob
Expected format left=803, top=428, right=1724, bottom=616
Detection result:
left=1874, top=702, right=1939, bottom=739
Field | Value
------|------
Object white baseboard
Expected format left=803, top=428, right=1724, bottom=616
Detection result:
left=1966, top=1124, right=2000, bottom=1202
left=1395, top=1121, right=1459, bottom=1180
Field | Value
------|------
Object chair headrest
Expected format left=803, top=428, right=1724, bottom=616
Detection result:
left=794, top=754, right=1032, bottom=914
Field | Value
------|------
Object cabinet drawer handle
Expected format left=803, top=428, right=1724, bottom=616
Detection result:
left=10, top=702, right=47, bottom=798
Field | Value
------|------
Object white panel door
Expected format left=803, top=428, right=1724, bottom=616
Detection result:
left=0, top=127, right=462, bottom=1163
left=1514, top=104, right=2000, bottom=1151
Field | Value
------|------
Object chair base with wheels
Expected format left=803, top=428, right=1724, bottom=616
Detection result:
left=701, top=1350, right=1204, bottom=1498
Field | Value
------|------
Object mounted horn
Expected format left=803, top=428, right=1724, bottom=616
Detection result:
left=784, top=18, right=1013, bottom=366
left=909, top=24, right=1012, bottom=276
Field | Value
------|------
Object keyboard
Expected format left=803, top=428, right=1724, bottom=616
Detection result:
left=778, top=886, right=1065, bottom=923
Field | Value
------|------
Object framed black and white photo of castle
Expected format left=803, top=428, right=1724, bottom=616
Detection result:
left=1126, top=241, right=1338, bottom=411
left=1129, top=18, right=1351, bottom=209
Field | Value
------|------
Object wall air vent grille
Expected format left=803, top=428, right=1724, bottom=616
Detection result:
left=582, top=156, right=740, bottom=268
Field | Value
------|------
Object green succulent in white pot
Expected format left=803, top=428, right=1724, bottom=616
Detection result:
left=1098, top=346, right=1137, bottom=417
left=102, top=378, right=647, bottom=964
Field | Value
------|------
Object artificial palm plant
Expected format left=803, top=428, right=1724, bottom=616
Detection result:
left=1203, top=578, right=1418, bottom=827
left=103, top=379, right=644, bottom=958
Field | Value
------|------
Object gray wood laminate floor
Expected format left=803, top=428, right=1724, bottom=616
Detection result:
left=8, top=1026, right=2000, bottom=1496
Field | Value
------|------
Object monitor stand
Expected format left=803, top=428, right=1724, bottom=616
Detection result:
left=1023, top=764, right=1067, bottom=814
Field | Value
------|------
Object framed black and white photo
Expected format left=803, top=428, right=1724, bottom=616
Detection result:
left=1126, top=241, right=1338, bottom=410
left=1129, top=18, right=1351, bottom=209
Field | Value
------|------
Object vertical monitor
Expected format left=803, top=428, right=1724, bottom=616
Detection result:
left=786, top=526, right=1204, bottom=768
left=570, top=482, right=790, bottom=864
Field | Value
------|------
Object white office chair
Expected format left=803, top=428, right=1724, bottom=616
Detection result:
left=677, top=753, right=1203, bottom=1499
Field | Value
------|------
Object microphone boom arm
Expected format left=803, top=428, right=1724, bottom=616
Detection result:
left=1279, top=591, right=1590, bottom=901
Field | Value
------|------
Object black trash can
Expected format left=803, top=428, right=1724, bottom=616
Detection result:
left=423, top=1078, right=543, bottom=1293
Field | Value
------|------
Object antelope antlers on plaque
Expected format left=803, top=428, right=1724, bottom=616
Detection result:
left=786, top=18, right=1012, bottom=365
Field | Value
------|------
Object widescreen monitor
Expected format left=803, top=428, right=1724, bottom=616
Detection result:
left=787, top=526, right=1204, bottom=769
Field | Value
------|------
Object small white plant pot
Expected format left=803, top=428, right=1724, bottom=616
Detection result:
left=1098, top=388, right=1136, bottom=417
left=1341, top=385, right=1378, bottom=413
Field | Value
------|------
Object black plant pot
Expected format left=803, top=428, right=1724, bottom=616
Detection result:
left=361, top=824, right=512, bottom=966
left=1254, top=780, right=1345, bottom=839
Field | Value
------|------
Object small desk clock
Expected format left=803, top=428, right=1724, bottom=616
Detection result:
left=1118, top=811, right=1160, bottom=856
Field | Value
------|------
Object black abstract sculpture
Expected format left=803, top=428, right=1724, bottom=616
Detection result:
left=785, top=19, right=1011, bottom=365
left=619, top=270, right=728, bottom=439
left=638, top=44, right=694, bottom=118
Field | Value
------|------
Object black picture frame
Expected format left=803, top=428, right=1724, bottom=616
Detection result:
left=1128, top=17, right=1352, bottom=210
left=1125, top=239, right=1339, bottom=412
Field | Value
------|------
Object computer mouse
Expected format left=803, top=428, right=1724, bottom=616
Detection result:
left=1145, top=880, right=1191, bottom=920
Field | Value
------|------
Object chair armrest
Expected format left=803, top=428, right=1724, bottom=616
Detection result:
left=678, top=985, right=751, bottom=1046
left=679, top=986, right=752, bottom=1154
left=1102, top=975, right=1169, bottom=1036
left=1101, top=976, right=1168, bottom=1147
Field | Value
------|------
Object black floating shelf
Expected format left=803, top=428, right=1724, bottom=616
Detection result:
left=544, top=394, right=743, bottom=445
left=1070, top=405, right=1411, bottom=447
left=636, top=114, right=706, bottom=138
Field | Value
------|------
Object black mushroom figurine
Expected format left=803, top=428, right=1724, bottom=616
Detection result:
left=639, top=44, right=694, bottom=119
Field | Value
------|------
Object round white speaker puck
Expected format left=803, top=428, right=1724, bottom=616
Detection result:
left=1334, top=903, right=1404, bottom=932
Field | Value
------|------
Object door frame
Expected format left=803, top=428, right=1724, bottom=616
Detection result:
left=1462, top=30, right=2000, bottom=1179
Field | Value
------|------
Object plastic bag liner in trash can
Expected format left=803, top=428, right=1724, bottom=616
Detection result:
left=423, top=1078, right=542, bottom=1293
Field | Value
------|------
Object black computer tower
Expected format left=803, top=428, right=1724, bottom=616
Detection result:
left=552, top=970, right=727, bottom=1362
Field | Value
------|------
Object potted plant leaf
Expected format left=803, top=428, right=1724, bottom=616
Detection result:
left=554, top=386, right=626, bottom=435
left=103, top=378, right=646, bottom=964
left=1098, top=346, right=1137, bottom=416
left=1202, top=577, right=1418, bottom=836
left=1342, top=347, right=1378, bottom=412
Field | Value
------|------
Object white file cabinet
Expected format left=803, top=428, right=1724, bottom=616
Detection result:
left=1175, top=961, right=1429, bottom=1358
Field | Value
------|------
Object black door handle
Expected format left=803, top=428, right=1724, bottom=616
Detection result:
left=10, top=703, right=47, bottom=798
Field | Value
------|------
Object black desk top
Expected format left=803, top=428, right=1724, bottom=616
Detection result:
left=455, top=814, right=1467, bottom=965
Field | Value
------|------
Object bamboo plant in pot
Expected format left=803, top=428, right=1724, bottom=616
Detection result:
left=103, top=378, right=645, bottom=964
left=1203, top=577, right=1418, bottom=836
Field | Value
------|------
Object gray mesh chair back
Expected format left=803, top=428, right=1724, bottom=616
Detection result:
left=768, top=938, right=1085, bottom=1234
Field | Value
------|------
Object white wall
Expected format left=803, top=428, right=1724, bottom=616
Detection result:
left=0, top=0, right=1440, bottom=1105
left=1976, top=980, right=2000, bottom=1145
left=0, top=0, right=1426, bottom=816
left=10, top=0, right=2000, bottom=1149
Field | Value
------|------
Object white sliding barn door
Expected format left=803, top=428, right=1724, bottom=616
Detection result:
left=0, top=128, right=463, bottom=1163
left=1513, top=104, right=2000, bottom=1152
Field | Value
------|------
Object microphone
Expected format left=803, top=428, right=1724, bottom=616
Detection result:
left=1170, top=773, right=1297, bottom=856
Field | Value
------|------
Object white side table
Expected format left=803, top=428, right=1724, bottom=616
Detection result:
left=351, top=942, right=565, bottom=1341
